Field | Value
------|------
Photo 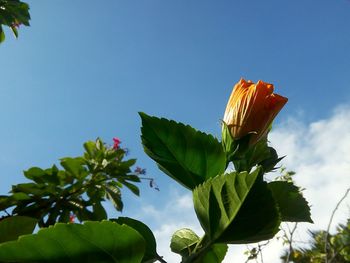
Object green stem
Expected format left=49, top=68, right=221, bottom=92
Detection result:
left=155, top=254, right=167, bottom=263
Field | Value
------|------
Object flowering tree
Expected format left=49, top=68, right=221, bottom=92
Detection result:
left=0, top=137, right=147, bottom=226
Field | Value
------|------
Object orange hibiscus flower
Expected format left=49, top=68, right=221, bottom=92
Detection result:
left=223, top=79, right=288, bottom=145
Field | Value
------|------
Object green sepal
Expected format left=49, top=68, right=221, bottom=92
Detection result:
left=258, top=147, right=285, bottom=173
left=222, top=122, right=283, bottom=173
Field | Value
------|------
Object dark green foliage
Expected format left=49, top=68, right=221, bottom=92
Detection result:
left=268, top=181, right=313, bottom=223
left=0, top=138, right=141, bottom=227
left=0, top=0, right=30, bottom=43
left=0, top=216, right=37, bottom=243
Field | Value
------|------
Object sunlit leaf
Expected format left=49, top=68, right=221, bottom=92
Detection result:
left=140, top=112, right=226, bottom=189
left=196, top=243, right=228, bottom=263
left=0, top=221, right=145, bottom=263
left=193, top=168, right=280, bottom=244
left=171, top=228, right=200, bottom=257
left=114, top=217, right=158, bottom=262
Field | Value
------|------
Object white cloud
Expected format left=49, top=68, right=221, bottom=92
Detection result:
left=270, top=105, right=350, bottom=230
left=140, top=105, right=350, bottom=263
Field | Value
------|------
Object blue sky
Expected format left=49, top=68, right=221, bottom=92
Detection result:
left=1, top=1, right=350, bottom=261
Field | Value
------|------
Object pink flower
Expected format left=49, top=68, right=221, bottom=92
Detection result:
left=69, top=213, right=75, bottom=223
left=113, top=137, right=121, bottom=149
left=135, top=166, right=146, bottom=175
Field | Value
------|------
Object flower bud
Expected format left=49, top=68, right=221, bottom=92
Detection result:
left=223, top=79, right=288, bottom=145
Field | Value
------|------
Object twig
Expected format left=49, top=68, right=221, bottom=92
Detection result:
left=324, top=187, right=350, bottom=263
left=284, top=223, right=298, bottom=262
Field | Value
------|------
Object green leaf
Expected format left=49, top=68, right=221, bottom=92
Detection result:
left=193, top=170, right=259, bottom=241
left=268, top=181, right=313, bottom=223
left=23, top=166, right=60, bottom=185
left=11, top=183, right=52, bottom=196
left=43, top=165, right=61, bottom=185
left=196, top=243, right=228, bottom=263
left=11, top=26, right=18, bottom=38
left=104, top=184, right=123, bottom=211
left=12, top=192, right=30, bottom=201
left=58, top=209, right=70, bottom=223
left=193, top=168, right=280, bottom=244
left=60, top=157, right=88, bottom=179
left=75, top=207, right=94, bottom=222
left=0, top=221, right=145, bottom=263
left=120, top=158, right=137, bottom=168
left=140, top=112, right=226, bottom=189
left=0, top=26, right=5, bottom=43
left=23, top=167, right=46, bottom=182
left=92, top=202, right=107, bottom=221
left=0, top=216, right=37, bottom=243
left=114, top=217, right=157, bottom=263
left=121, top=180, right=140, bottom=196
left=170, top=228, right=200, bottom=257
left=0, top=196, right=16, bottom=210
left=218, top=176, right=280, bottom=243
left=122, top=174, right=141, bottom=182
left=83, top=141, right=96, bottom=157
